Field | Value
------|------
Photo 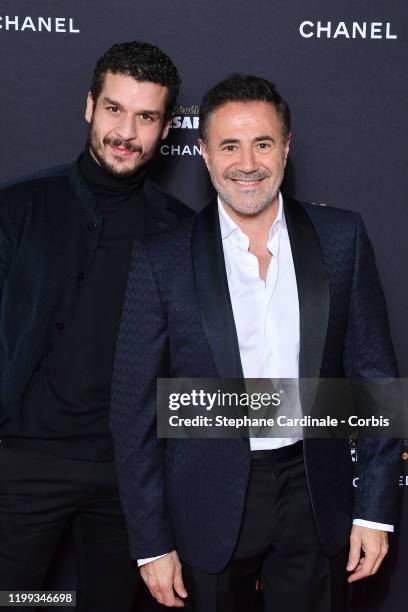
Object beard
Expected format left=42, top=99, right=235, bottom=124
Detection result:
left=88, top=122, right=158, bottom=178
left=209, top=168, right=284, bottom=217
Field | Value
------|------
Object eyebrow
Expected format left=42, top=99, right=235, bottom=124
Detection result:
left=102, top=97, right=162, bottom=116
left=218, top=135, right=276, bottom=146
left=103, top=97, right=124, bottom=110
left=254, top=135, right=276, bottom=143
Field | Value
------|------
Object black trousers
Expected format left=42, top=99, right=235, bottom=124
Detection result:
left=182, top=443, right=349, bottom=612
left=0, top=438, right=140, bottom=612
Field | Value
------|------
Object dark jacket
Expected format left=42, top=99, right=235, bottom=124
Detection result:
left=111, top=197, right=401, bottom=572
left=0, top=160, right=193, bottom=425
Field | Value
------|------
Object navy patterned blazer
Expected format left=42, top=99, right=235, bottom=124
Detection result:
left=111, top=196, right=401, bottom=573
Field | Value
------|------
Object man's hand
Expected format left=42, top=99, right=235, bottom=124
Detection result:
left=140, top=550, right=188, bottom=607
left=347, top=526, right=389, bottom=583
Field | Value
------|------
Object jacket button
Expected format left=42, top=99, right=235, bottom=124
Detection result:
left=76, top=272, right=84, bottom=280
left=88, top=221, right=98, bottom=230
left=56, top=320, right=65, bottom=330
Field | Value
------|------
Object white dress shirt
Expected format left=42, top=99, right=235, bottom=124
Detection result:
left=218, top=192, right=301, bottom=451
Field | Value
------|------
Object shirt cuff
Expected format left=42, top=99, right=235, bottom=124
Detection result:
left=137, top=553, right=169, bottom=567
left=352, top=518, right=394, bottom=533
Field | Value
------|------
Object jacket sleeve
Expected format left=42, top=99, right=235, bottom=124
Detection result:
left=343, top=213, right=402, bottom=526
left=0, top=196, right=13, bottom=424
left=0, top=196, right=12, bottom=320
left=110, top=239, right=175, bottom=559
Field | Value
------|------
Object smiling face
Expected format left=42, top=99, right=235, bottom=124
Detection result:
left=85, top=71, right=170, bottom=177
left=199, top=101, right=290, bottom=217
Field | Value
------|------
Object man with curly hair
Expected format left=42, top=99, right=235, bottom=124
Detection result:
left=0, top=41, right=192, bottom=611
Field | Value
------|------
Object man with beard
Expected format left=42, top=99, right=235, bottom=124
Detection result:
left=0, top=41, right=192, bottom=611
left=111, top=74, right=400, bottom=611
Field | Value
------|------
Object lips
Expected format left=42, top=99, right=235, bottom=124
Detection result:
left=110, top=145, right=136, bottom=158
left=231, top=178, right=265, bottom=187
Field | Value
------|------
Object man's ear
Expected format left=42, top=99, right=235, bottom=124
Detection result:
left=283, top=132, right=292, bottom=164
left=161, top=118, right=172, bottom=140
left=198, top=138, right=210, bottom=169
left=85, top=92, right=94, bottom=124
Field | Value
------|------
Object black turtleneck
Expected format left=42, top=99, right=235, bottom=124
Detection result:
left=4, top=149, right=148, bottom=460
left=79, top=146, right=148, bottom=210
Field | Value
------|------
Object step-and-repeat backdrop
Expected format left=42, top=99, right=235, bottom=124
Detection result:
left=1, top=1, right=407, bottom=610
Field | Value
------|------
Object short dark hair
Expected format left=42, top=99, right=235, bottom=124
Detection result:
left=90, top=41, right=181, bottom=121
left=199, top=74, right=291, bottom=143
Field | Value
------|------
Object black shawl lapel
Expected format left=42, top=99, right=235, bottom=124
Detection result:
left=192, top=201, right=244, bottom=379
left=284, top=197, right=330, bottom=379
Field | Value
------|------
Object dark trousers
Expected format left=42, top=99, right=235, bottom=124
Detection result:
left=0, top=438, right=140, bottom=612
left=182, top=443, right=349, bottom=612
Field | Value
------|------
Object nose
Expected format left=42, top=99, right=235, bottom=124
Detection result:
left=115, top=114, right=137, bottom=141
left=236, top=146, right=257, bottom=173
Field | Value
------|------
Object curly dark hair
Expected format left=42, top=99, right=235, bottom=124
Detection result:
left=90, top=41, right=181, bottom=121
left=199, top=74, right=291, bottom=143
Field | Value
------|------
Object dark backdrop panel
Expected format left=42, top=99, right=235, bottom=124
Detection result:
left=1, top=0, right=406, bottom=375
left=1, top=2, right=406, bottom=611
